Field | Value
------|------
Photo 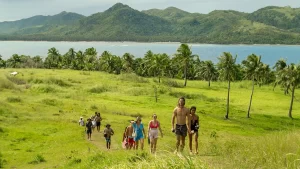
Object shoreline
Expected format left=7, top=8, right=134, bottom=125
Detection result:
left=1, top=40, right=300, bottom=46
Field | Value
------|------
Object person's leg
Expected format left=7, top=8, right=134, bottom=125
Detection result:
left=150, top=138, right=154, bottom=153
left=176, top=135, right=180, bottom=152
left=106, top=141, right=109, bottom=149
left=153, top=138, right=158, bottom=153
left=189, top=133, right=193, bottom=153
left=180, top=136, right=185, bottom=152
left=135, top=140, right=139, bottom=150
left=140, top=139, right=144, bottom=150
left=108, top=140, right=111, bottom=149
left=195, top=132, right=199, bottom=154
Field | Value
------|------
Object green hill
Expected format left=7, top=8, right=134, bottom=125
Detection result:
left=1, top=3, right=300, bottom=44
left=0, top=11, right=85, bottom=34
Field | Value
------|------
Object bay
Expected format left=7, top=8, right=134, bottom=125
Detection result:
left=1, top=41, right=300, bottom=66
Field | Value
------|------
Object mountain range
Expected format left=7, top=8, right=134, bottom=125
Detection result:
left=1, top=3, right=300, bottom=44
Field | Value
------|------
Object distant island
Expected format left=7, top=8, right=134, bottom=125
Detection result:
left=1, top=3, right=300, bottom=44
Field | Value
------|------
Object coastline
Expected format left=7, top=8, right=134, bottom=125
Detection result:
left=1, top=40, right=300, bottom=46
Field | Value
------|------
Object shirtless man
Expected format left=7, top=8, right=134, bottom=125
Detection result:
left=172, top=97, right=191, bottom=152
left=125, top=120, right=135, bottom=150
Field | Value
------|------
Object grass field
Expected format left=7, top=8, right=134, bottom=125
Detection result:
left=0, top=68, right=300, bottom=169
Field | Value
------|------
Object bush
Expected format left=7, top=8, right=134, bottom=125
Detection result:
left=0, top=78, right=16, bottom=90
left=0, top=152, right=6, bottom=168
left=35, top=85, right=57, bottom=93
left=6, top=97, right=22, bottom=103
left=28, top=77, right=44, bottom=84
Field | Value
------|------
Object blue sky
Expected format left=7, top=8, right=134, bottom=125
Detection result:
left=0, top=0, right=299, bottom=21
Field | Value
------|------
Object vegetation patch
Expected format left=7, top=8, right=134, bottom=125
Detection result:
left=0, top=78, right=16, bottom=90
left=35, top=85, right=57, bottom=93
left=28, top=77, right=44, bottom=84
left=6, top=76, right=26, bottom=85
left=42, top=98, right=60, bottom=106
left=0, top=153, right=7, bottom=168
left=89, top=85, right=110, bottom=93
left=6, top=97, right=22, bottom=103
left=162, top=79, right=183, bottom=88
left=28, top=154, right=46, bottom=164
left=118, top=73, right=148, bottom=83
left=46, top=77, right=71, bottom=87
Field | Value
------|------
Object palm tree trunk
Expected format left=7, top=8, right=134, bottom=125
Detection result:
left=208, top=80, right=211, bottom=87
left=288, top=85, right=295, bottom=119
left=158, top=76, right=161, bottom=83
left=225, top=80, right=230, bottom=119
left=247, top=79, right=255, bottom=118
left=184, top=63, right=187, bottom=86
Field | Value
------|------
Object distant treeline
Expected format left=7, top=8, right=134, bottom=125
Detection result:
left=1, top=43, right=299, bottom=119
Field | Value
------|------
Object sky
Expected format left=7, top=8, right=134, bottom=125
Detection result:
left=0, top=0, right=300, bottom=22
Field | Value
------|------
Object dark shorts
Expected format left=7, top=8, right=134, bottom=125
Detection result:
left=175, top=124, right=187, bottom=137
left=105, top=137, right=111, bottom=143
left=96, top=122, right=100, bottom=127
left=86, top=129, right=92, bottom=134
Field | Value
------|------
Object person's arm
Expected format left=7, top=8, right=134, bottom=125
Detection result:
left=148, top=121, right=151, bottom=137
left=143, top=124, right=146, bottom=138
left=186, top=108, right=191, bottom=134
left=158, top=121, right=163, bottom=138
left=172, top=108, right=177, bottom=131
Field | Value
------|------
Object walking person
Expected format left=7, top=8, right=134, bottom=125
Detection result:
left=171, top=97, right=191, bottom=153
left=103, top=124, right=114, bottom=150
left=132, top=116, right=146, bottom=150
left=148, top=114, right=163, bottom=154
left=188, top=106, right=199, bottom=154
left=86, top=118, right=93, bottom=141
left=78, top=117, right=85, bottom=126
left=125, top=120, right=135, bottom=150
left=95, top=112, right=102, bottom=132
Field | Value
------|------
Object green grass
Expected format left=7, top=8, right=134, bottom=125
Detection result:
left=0, top=68, right=300, bottom=169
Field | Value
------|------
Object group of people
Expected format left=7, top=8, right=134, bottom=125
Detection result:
left=79, top=96, right=199, bottom=154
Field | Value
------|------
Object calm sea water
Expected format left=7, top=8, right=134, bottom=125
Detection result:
left=1, top=41, right=300, bottom=66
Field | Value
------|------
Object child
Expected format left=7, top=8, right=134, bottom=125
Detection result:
left=103, top=124, right=114, bottom=150
left=79, top=117, right=84, bottom=126
left=86, top=118, right=93, bottom=141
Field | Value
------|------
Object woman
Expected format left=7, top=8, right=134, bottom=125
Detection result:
left=148, top=114, right=163, bottom=154
left=188, top=106, right=199, bottom=154
left=132, top=116, right=146, bottom=150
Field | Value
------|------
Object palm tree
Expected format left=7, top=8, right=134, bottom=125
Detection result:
left=122, top=53, right=135, bottom=73
left=45, top=47, right=61, bottom=68
left=144, top=53, right=169, bottom=83
left=217, top=52, right=237, bottom=119
left=6, top=54, right=21, bottom=68
left=275, top=64, right=300, bottom=118
left=99, top=51, right=114, bottom=73
left=198, top=60, right=218, bottom=87
left=242, top=54, right=262, bottom=118
left=175, top=44, right=194, bottom=86
left=74, top=51, right=85, bottom=70
left=84, top=47, right=97, bottom=71
left=273, top=59, right=289, bottom=94
left=63, top=48, right=76, bottom=69
left=32, top=56, right=43, bottom=68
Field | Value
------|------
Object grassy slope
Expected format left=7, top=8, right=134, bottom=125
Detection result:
left=0, top=69, right=300, bottom=169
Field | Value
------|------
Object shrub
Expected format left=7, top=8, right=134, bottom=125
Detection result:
left=0, top=153, right=6, bottom=168
left=28, top=78, right=44, bottom=84
left=6, top=97, right=21, bottom=103
left=35, top=86, right=57, bottom=93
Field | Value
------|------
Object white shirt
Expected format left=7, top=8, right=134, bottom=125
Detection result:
left=79, top=119, right=84, bottom=126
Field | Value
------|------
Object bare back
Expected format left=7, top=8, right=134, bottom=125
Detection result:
left=174, top=106, right=189, bottom=125
left=126, top=125, right=133, bottom=137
